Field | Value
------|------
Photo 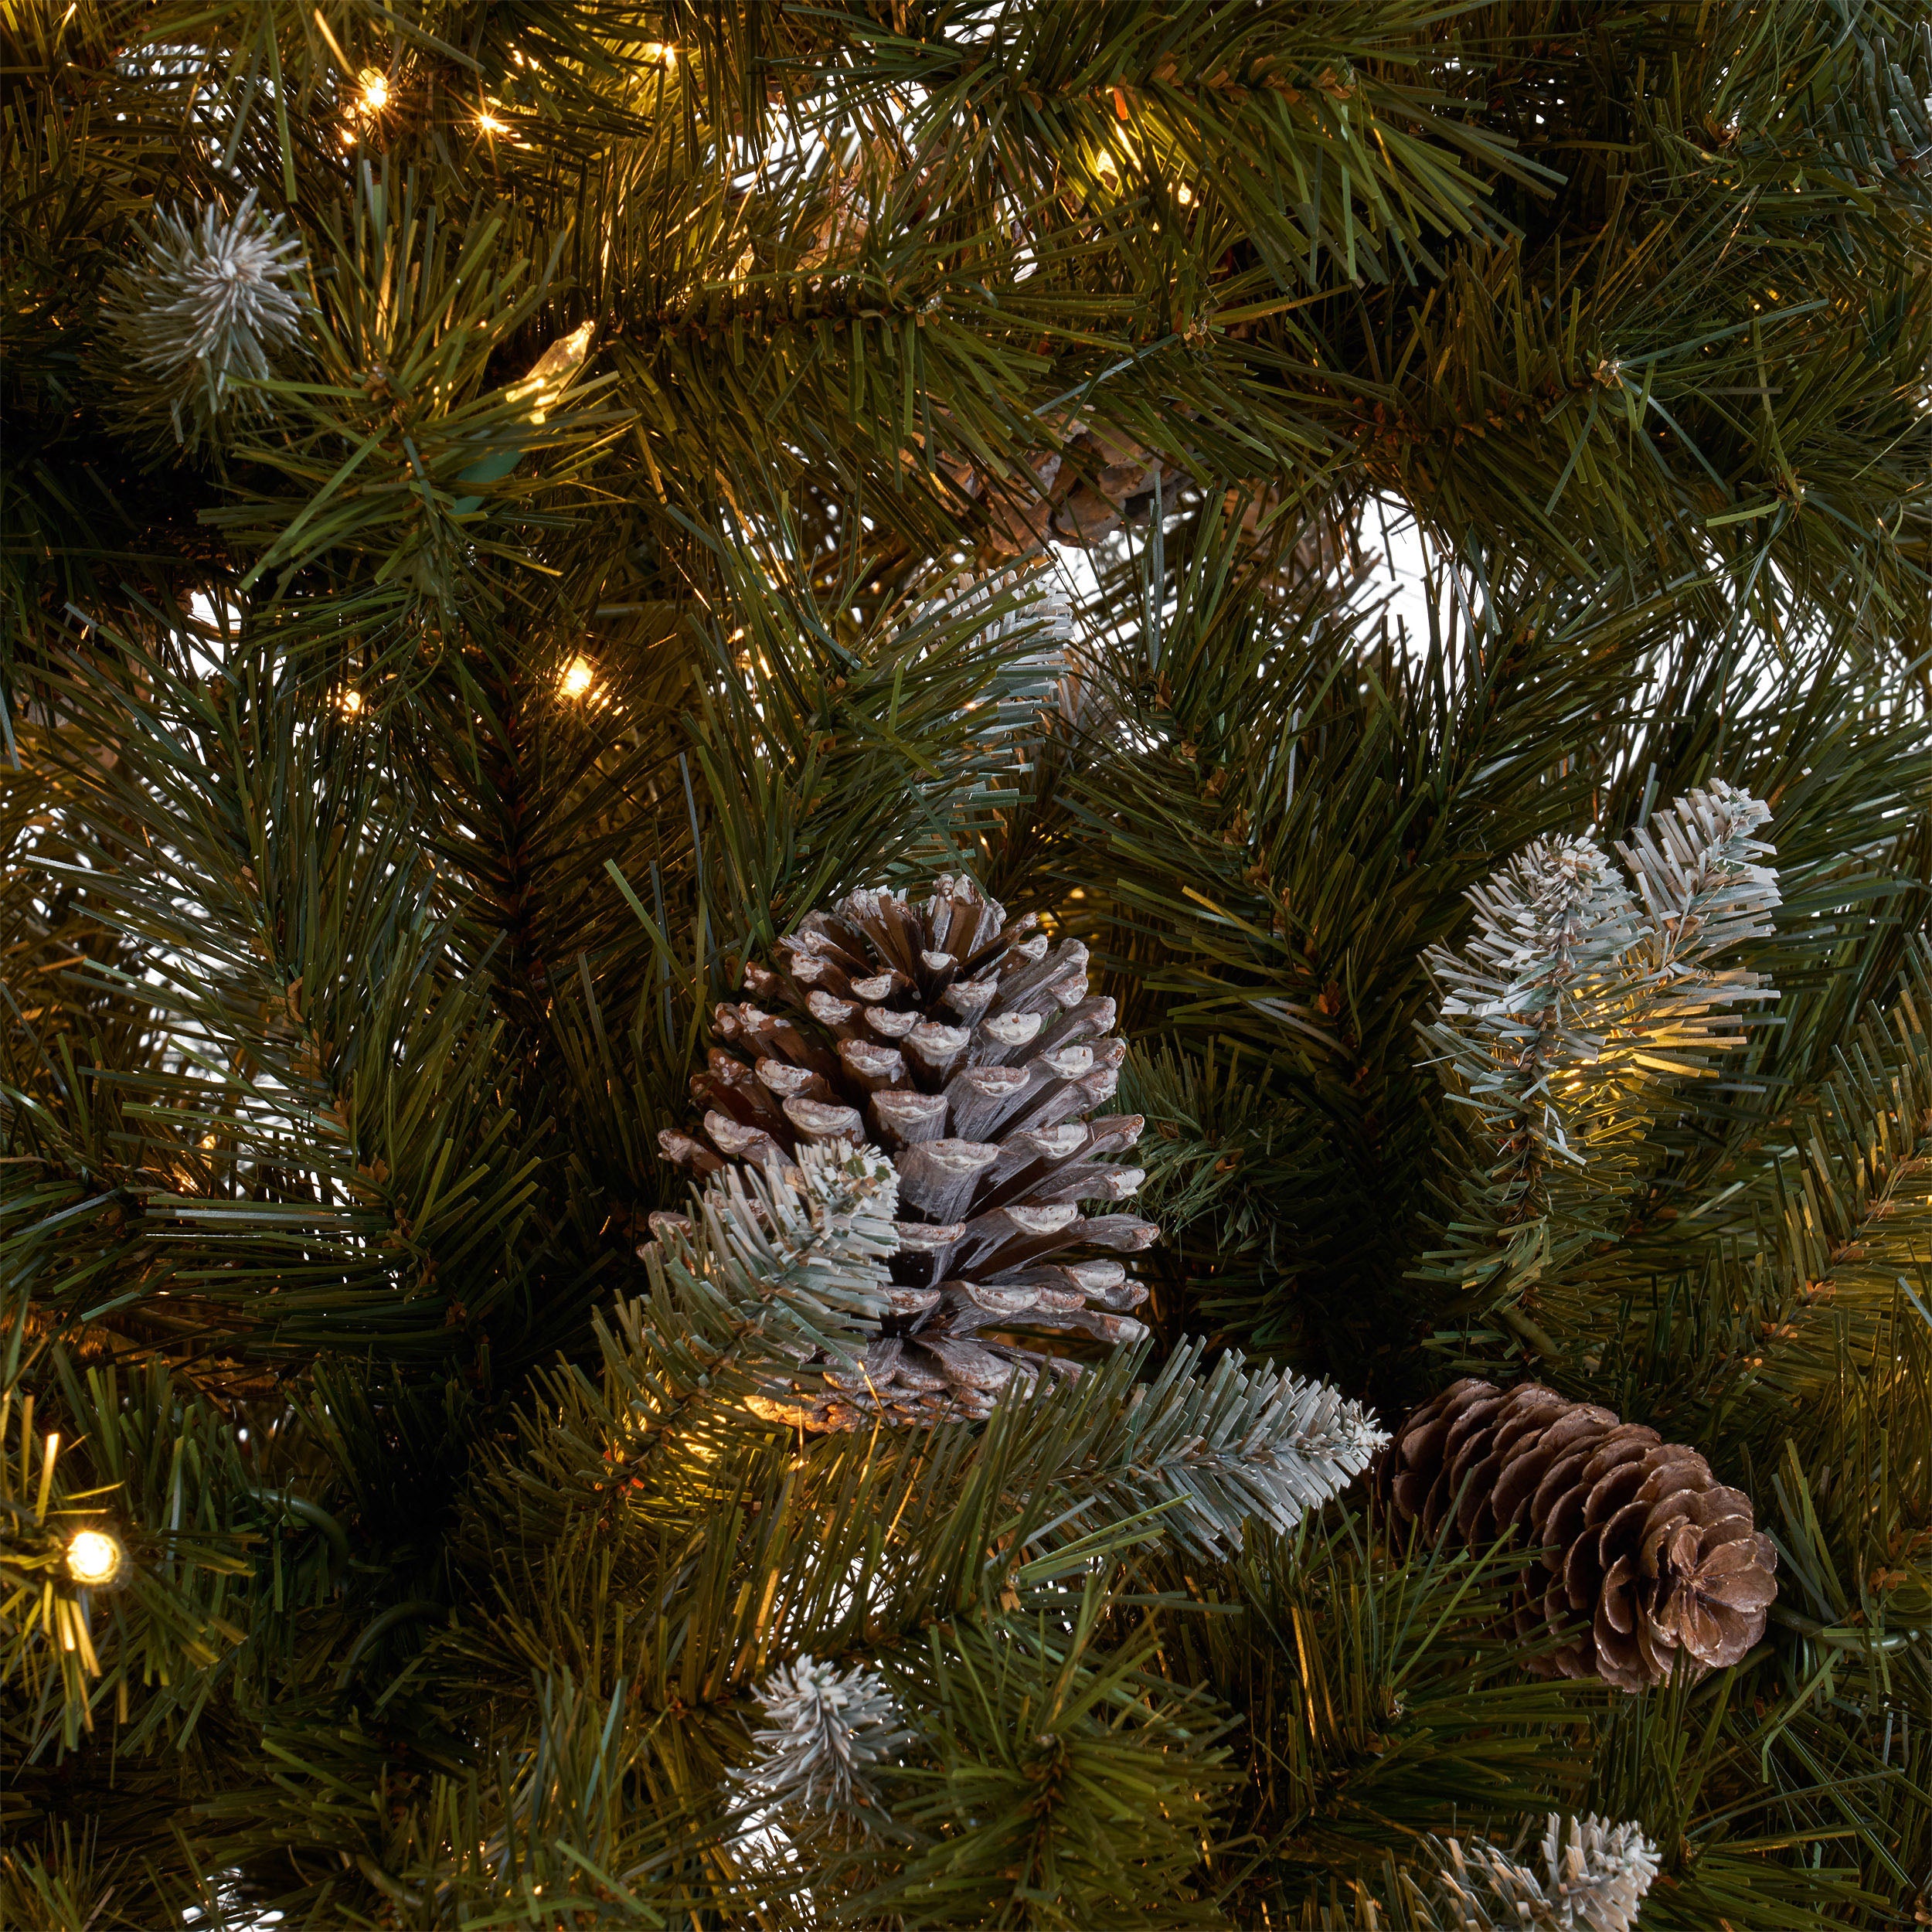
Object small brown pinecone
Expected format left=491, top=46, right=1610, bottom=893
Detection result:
left=659, top=876, right=1155, bottom=1427
left=1376, top=1378, right=1777, bottom=1691
left=934, top=417, right=1162, bottom=556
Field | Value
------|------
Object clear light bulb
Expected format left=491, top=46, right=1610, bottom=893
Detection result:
left=66, top=1529, right=124, bottom=1587
left=512, top=321, right=595, bottom=423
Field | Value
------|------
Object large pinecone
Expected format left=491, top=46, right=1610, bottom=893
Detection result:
left=1376, top=1378, right=1777, bottom=1691
left=658, top=876, right=1154, bottom=1426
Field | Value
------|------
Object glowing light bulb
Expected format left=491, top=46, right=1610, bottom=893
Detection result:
left=642, top=42, right=676, bottom=66
left=478, top=111, right=509, bottom=134
left=1176, top=182, right=1195, bottom=206
left=560, top=656, right=596, bottom=699
left=339, top=688, right=364, bottom=715
left=66, top=1529, right=124, bottom=1587
left=357, top=69, right=389, bottom=114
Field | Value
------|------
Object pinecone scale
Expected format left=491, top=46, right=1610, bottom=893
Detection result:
left=661, top=876, right=1155, bottom=1427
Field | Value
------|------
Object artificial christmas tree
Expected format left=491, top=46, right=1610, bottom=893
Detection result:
left=5, top=2, right=1931, bottom=1927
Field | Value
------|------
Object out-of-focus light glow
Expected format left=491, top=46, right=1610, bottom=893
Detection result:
left=66, top=1529, right=124, bottom=1587
left=560, top=656, right=597, bottom=699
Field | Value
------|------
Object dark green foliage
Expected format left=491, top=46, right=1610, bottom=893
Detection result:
left=5, top=1, right=1930, bottom=1926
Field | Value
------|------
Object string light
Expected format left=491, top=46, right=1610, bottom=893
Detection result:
left=510, top=321, right=594, bottom=424
left=66, top=1529, right=124, bottom=1587
left=339, top=688, right=365, bottom=715
left=642, top=42, right=677, bottom=66
left=478, top=110, right=509, bottom=134
left=343, top=65, right=389, bottom=142
left=1176, top=182, right=1196, bottom=206
left=560, top=655, right=597, bottom=699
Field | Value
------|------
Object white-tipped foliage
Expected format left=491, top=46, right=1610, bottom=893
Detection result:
left=1430, top=835, right=1643, bottom=1167
left=106, top=189, right=307, bottom=440
left=739, top=1656, right=913, bottom=1837
left=637, top=1144, right=1380, bottom=1555
left=1612, top=779, right=1779, bottom=966
left=1432, top=1813, right=1661, bottom=1931
left=634, top=1143, right=903, bottom=1431
left=1087, top=1341, right=1387, bottom=1559
left=1420, top=782, right=1780, bottom=1294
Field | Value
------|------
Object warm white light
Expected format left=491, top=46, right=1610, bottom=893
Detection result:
left=339, top=688, right=364, bottom=715
left=66, top=1529, right=124, bottom=1587
left=478, top=111, right=509, bottom=134
left=357, top=69, right=389, bottom=114
left=1176, top=182, right=1195, bottom=206
left=560, top=656, right=597, bottom=699
left=642, top=42, right=676, bottom=66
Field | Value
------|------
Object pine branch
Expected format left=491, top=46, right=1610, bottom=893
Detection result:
left=1046, top=1339, right=1386, bottom=1561
left=1423, top=1814, right=1661, bottom=1932
left=609, top=1141, right=1381, bottom=1560
left=101, top=189, right=308, bottom=449
left=1417, top=781, right=1781, bottom=1312
left=1730, top=943, right=1932, bottom=1415
left=618, top=1142, right=905, bottom=1445
left=0, top=1364, right=251, bottom=1754
left=736, top=1655, right=913, bottom=1841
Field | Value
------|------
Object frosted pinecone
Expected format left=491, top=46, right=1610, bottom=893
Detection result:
left=660, top=876, right=1155, bottom=1427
